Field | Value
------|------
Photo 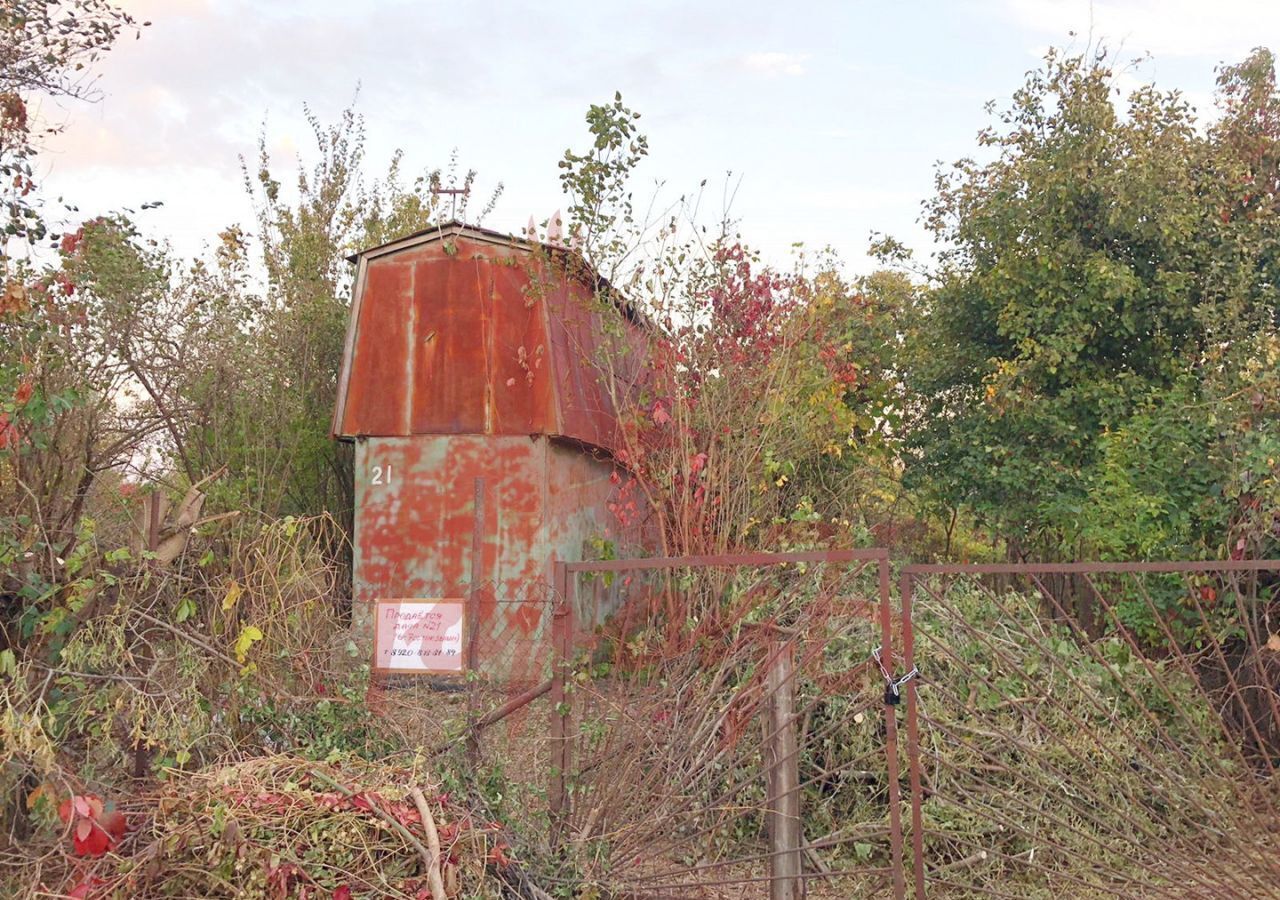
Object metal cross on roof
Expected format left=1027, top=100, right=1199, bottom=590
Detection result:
left=431, top=186, right=469, bottom=222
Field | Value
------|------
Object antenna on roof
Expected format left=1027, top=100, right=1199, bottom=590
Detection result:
left=431, top=185, right=470, bottom=223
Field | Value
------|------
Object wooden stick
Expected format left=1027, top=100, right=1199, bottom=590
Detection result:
left=804, top=844, right=832, bottom=875
left=764, top=638, right=803, bottom=900
left=936, top=848, right=989, bottom=873
left=409, top=787, right=448, bottom=900
left=306, top=769, right=435, bottom=875
left=428, top=677, right=553, bottom=755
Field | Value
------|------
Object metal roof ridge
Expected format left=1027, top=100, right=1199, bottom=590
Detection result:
left=345, top=220, right=659, bottom=334
left=344, top=220, right=532, bottom=263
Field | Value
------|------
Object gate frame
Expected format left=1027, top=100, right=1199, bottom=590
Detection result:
left=551, top=548, right=904, bottom=899
left=898, top=558, right=1280, bottom=900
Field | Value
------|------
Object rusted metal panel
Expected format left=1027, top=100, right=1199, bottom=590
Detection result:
left=354, top=435, right=545, bottom=677
left=355, top=435, right=543, bottom=600
left=543, top=272, right=649, bottom=455
left=352, top=434, right=629, bottom=671
left=488, top=261, right=556, bottom=435
left=409, top=249, right=486, bottom=434
left=342, top=259, right=413, bottom=436
left=335, top=225, right=645, bottom=457
left=545, top=441, right=625, bottom=624
left=544, top=277, right=615, bottom=453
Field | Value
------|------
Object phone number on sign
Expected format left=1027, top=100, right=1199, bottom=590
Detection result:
left=387, top=648, right=459, bottom=657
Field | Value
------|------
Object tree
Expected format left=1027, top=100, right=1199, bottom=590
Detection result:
left=0, top=0, right=142, bottom=559
left=555, top=96, right=914, bottom=567
left=1, top=1, right=142, bottom=255
left=907, top=47, right=1280, bottom=563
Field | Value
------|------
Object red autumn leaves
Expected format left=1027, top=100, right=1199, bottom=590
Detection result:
left=706, top=242, right=796, bottom=366
left=58, top=794, right=127, bottom=857
left=0, top=413, right=18, bottom=450
left=0, top=377, right=34, bottom=450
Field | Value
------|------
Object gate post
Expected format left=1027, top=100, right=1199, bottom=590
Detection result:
left=901, top=571, right=926, bottom=899
left=466, top=477, right=485, bottom=765
left=879, top=556, right=907, bottom=900
left=764, top=637, right=804, bottom=900
left=549, top=562, right=573, bottom=839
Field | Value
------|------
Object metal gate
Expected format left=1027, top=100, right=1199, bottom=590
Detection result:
left=897, top=560, right=1280, bottom=899
left=549, top=550, right=902, bottom=898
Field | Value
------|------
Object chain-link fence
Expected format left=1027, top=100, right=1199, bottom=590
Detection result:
left=546, top=551, right=897, bottom=898
left=362, top=556, right=1280, bottom=899
left=363, top=580, right=557, bottom=767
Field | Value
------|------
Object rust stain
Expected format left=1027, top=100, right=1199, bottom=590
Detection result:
left=335, top=226, right=645, bottom=456
left=353, top=435, right=626, bottom=666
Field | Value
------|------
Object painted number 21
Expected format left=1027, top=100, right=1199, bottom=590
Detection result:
left=371, top=464, right=394, bottom=486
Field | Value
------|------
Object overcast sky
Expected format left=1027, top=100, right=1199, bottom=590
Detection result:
left=31, top=0, right=1280, bottom=275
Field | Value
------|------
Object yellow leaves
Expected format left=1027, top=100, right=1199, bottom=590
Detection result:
left=1266, top=633, right=1280, bottom=653
left=982, top=358, right=1021, bottom=414
left=26, top=783, right=52, bottom=811
left=222, top=580, right=244, bottom=612
left=216, top=226, right=247, bottom=266
left=1265, top=335, right=1280, bottom=367
left=233, top=625, right=264, bottom=670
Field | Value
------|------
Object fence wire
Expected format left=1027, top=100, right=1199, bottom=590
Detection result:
left=363, top=580, right=557, bottom=762
left=361, top=558, right=1280, bottom=899
left=549, top=554, right=895, bottom=898
left=900, top=563, right=1280, bottom=899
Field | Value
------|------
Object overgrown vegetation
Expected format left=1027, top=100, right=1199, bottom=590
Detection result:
left=1, top=3, right=1278, bottom=897
left=909, top=48, right=1280, bottom=570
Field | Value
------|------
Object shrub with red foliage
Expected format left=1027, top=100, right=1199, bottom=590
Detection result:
left=57, top=794, right=127, bottom=857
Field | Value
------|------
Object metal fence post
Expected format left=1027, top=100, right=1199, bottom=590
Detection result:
left=549, top=562, right=573, bottom=838
left=880, top=556, right=907, bottom=900
left=901, top=571, right=926, bottom=899
left=764, top=637, right=803, bottom=900
left=466, top=477, right=485, bottom=765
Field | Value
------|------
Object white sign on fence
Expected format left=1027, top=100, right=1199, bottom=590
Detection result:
left=372, top=599, right=466, bottom=674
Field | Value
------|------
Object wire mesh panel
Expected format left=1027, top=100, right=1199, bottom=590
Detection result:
left=900, top=562, right=1280, bottom=899
left=364, top=579, right=558, bottom=774
left=546, top=552, right=902, bottom=898
left=467, top=578, right=558, bottom=687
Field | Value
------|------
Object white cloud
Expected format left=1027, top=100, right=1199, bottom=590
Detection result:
left=739, top=51, right=810, bottom=77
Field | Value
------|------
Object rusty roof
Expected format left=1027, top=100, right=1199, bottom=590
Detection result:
left=347, top=221, right=652, bottom=329
left=346, top=221, right=530, bottom=263
left=333, top=224, right=649, bottom=456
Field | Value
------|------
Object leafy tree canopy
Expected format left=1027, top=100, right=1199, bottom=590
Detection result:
left=908, top=47, right=1280, bottom=561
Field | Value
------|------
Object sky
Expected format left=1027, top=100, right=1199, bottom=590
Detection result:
left=30, top=0, right=1280, bottom=276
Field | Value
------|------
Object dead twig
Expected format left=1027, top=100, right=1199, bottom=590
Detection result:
left=408, top=787, right=448, bottom=900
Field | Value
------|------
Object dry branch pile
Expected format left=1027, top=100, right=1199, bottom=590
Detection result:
left=9, top=756, right=518, bottom=899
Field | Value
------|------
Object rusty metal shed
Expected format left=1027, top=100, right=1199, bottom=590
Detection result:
left=333, top=222, right=645, bottom=666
